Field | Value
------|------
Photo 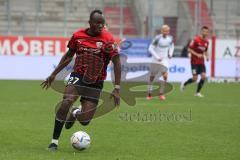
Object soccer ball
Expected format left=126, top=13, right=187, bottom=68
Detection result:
left=70, top=131, right=91, bottom=151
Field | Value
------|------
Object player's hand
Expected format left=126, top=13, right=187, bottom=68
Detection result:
left=158, top=58, right=162, bottom=62
left=197, top=54, right=203, bottom=58
left=104, top=42, right=115, bottom=54
left=110, top=88, right=120, bottom=107
left=206, top=56, right=209, bottom=61
left=41, top=74, right=56, bottom=90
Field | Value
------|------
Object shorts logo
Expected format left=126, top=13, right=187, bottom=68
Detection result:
left=96, top=42, right=103, bottom=49
left=192, top=69, right=197, bottom=74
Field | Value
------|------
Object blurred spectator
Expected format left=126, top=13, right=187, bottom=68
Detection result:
left=181, top=39, right=191, bottom=57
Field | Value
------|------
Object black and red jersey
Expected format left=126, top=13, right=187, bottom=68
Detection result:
left=67, top=28, right=118, bottom=82
left=189, top=36, right=209, bottom=64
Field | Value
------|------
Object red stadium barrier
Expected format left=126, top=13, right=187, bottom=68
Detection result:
left=0, top=36, right=68, bottom=56
left=0, top=36, right=127, bottom=56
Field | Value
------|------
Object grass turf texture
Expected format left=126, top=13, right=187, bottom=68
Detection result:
left=0, top=80, right=239, bottom=160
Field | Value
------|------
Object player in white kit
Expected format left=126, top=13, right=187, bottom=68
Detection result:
left=147, top=25, right=174, bottom=100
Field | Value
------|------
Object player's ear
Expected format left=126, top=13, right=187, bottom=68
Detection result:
left=88, top=20, right=92, bottom=26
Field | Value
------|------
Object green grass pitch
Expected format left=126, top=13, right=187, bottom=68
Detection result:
left=0, top=80, right=239, bottom=160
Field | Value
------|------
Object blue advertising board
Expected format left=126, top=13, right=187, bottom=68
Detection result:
left=120, top=38, right=151, bottom=57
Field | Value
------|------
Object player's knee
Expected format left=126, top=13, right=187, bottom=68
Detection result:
left=163, top=75, right=168, bottom=81
left=62, top=96, right=75, bottom=106
left=192, top=77, right=198, bottom=82
left=56, top=98, right=75, bottom=117
left=201, top=75, right=206, bottom=80
left=80, top=120, right=90, bottom=126
left=150, top=75, right=155, bottom=81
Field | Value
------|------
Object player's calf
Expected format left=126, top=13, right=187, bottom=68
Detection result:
left=147, top=76, right=154, bottom=100
left=183, top=75, right=198, bottom=88
left=56, top=99, right=74, bottom=121
left=48, top=99, right=76, bottom=151
left=196, top=79, right=205, bottom=95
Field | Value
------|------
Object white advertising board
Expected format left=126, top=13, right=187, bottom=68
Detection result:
left=214, top=39, right=240, bottom=58
left=0, top=56, right=217, bottom=82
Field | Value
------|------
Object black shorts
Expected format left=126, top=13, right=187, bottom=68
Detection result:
left=67, top=72, right=104, bottom=104
left=191, top=64, right=206, bottom=75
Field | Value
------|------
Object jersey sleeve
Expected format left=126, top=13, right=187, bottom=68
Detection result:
left=189, top=37, right=197, bottom=49
left=67, top=35, right=77, bottom=52
left=105, top=35, right=119, bottom=59
left=148, top=35, right=161, bottom=59
left=151, top=35, right=159, bottom=46
left=168, top=36, right=175, bottom=57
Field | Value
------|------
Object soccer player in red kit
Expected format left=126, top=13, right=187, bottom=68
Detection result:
left=181, top=26, right=209, bottom=97
left=41, top=9, right=121, bottom=151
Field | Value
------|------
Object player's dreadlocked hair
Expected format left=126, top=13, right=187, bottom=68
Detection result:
left=90, top=9, right=103, bottom=20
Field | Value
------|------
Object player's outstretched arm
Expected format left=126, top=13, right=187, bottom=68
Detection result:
left=41, top=49, right=75, bottom=89
left=110, top=54, right=121, bottom=106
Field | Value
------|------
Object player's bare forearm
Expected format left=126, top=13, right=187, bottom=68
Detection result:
left=51, top=49, right=75, bottom=76
left=110, top=54, right=121, bottom=106
left=188, top=48, right=197, bottom=56
left=188, top=48, right=202, bottom=58
left=204, top=51, right=209, bottom=57
left=41, top=49, right=75, bottom=89
left=204, top=52, right=209, bottom=61
left=112, top=54, right=121, bottom=85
